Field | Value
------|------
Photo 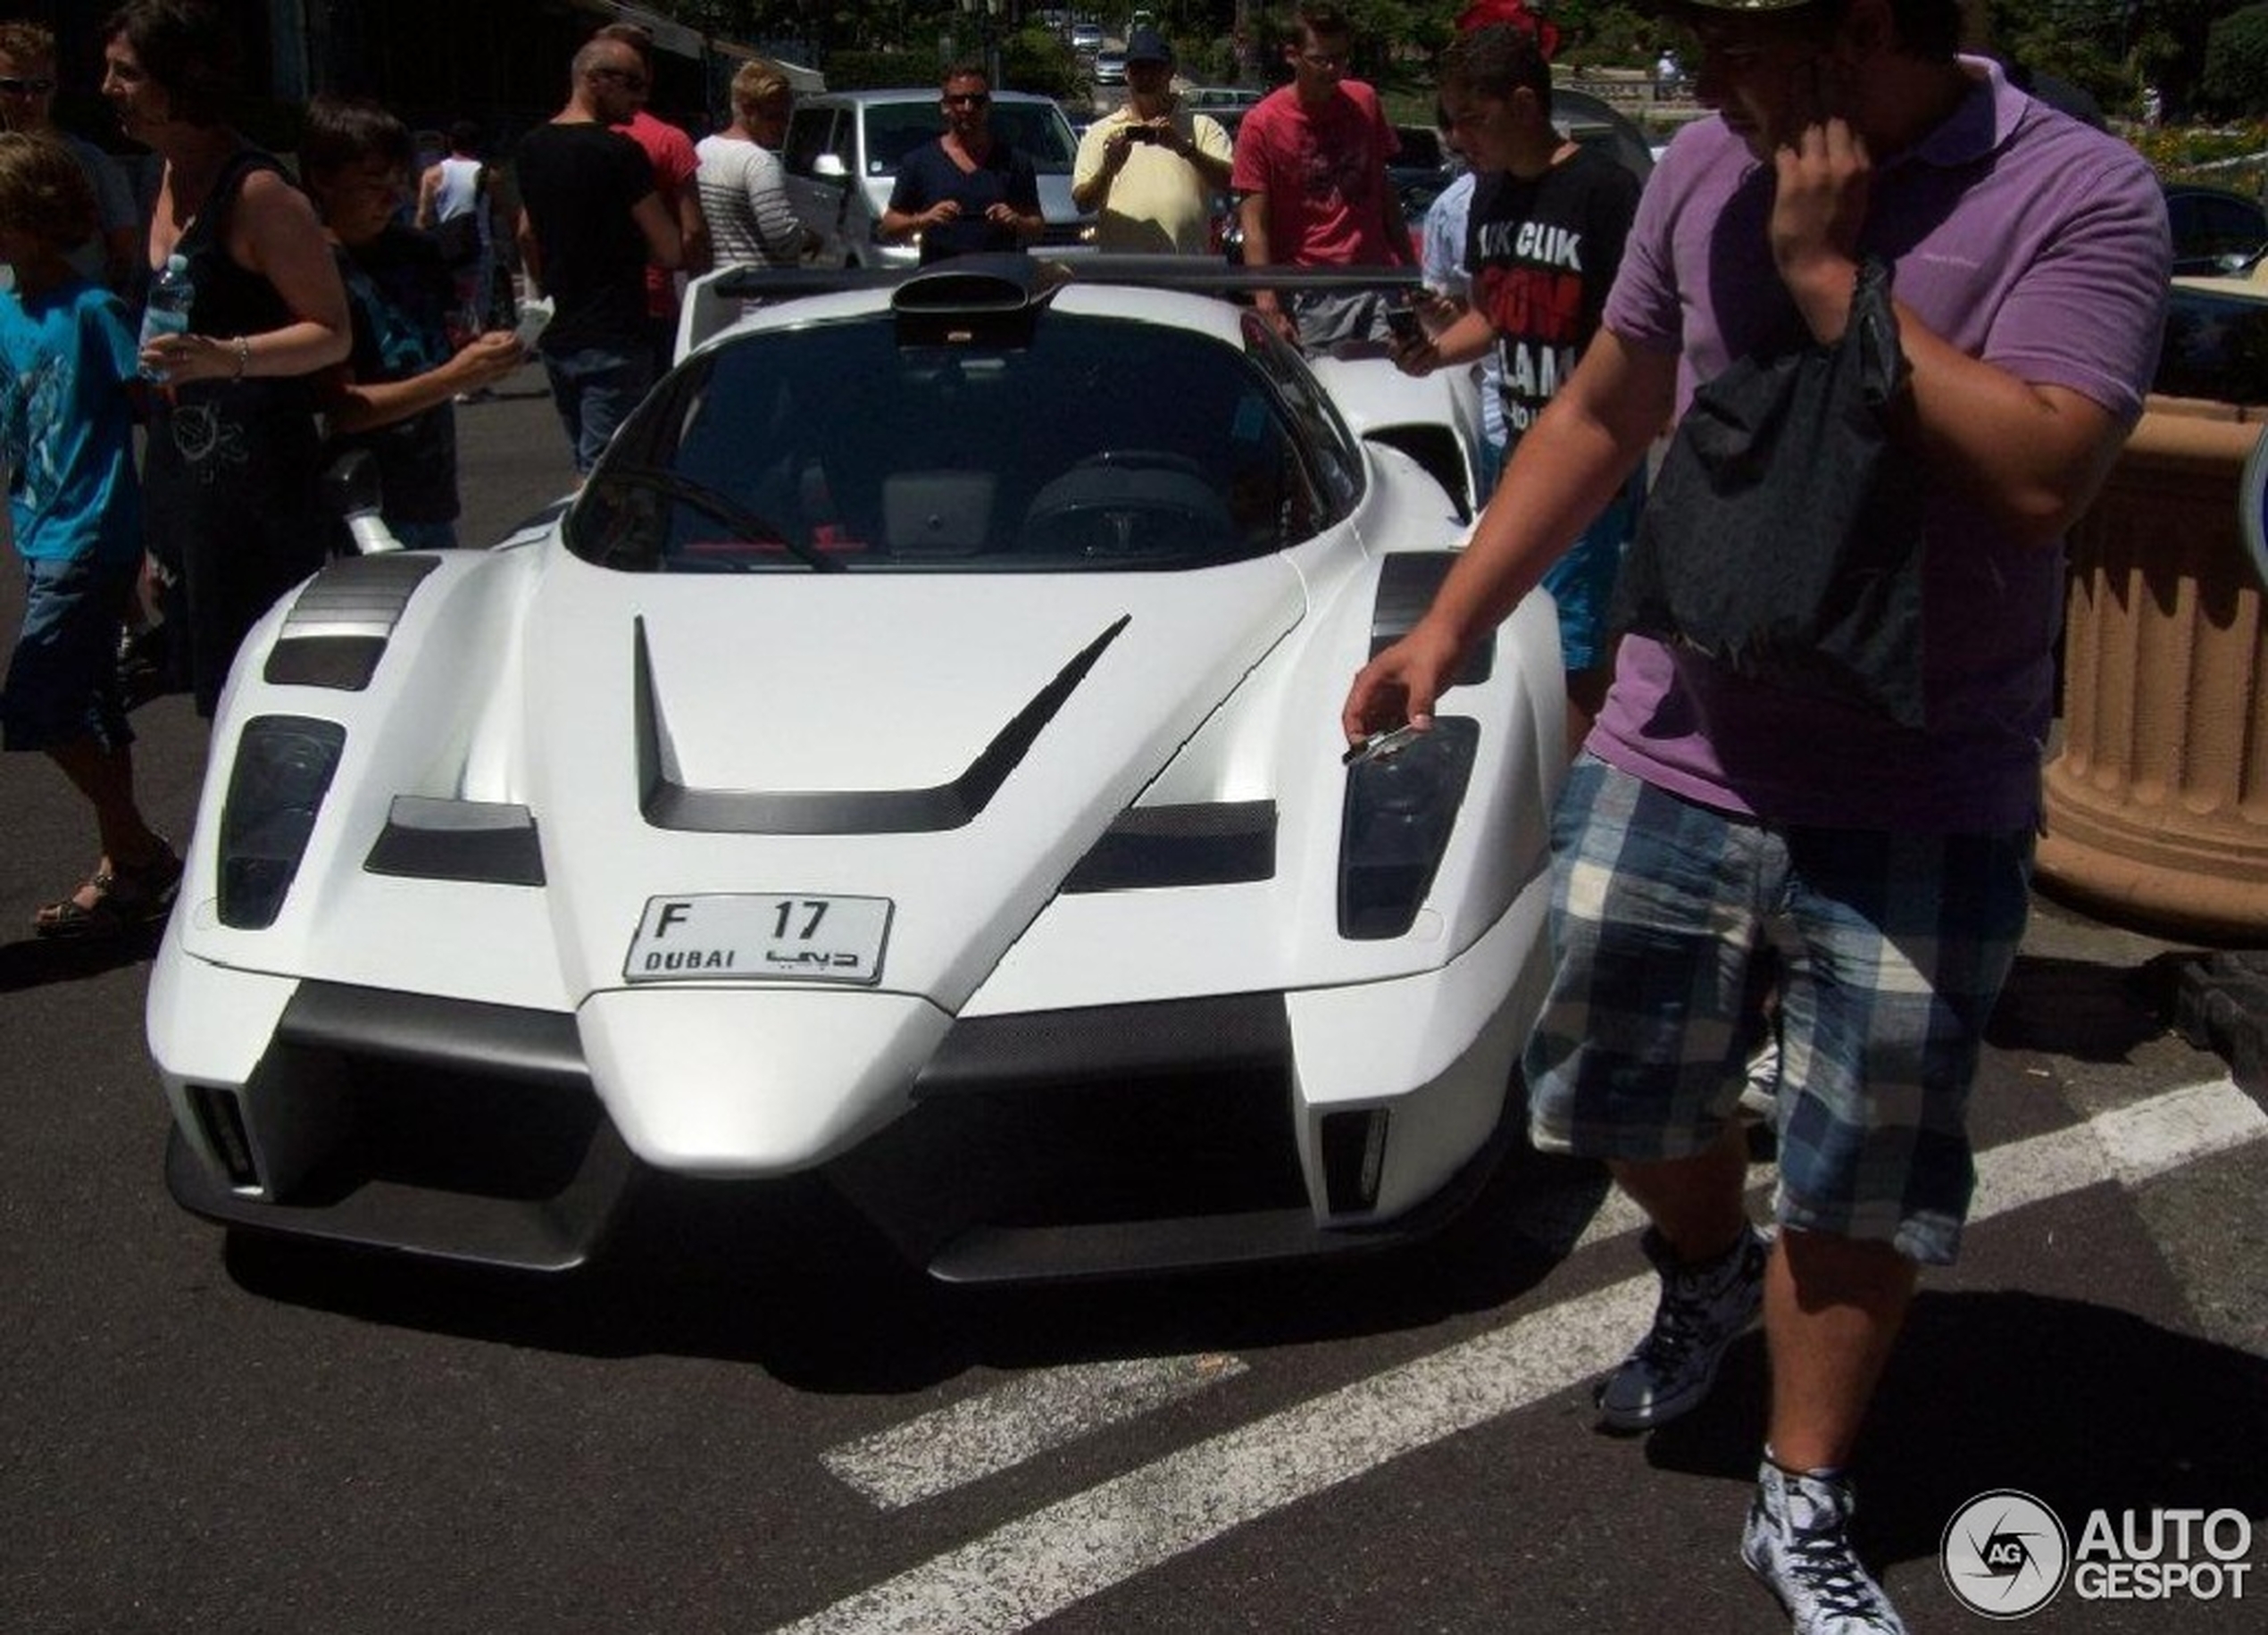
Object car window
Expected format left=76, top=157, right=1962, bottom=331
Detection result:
left=570, top=310, right=1337, bottom=572
left=855, top=99, right=1077, bottom=179
left=990, top=104, right=1077, bottom=173
left=862, top=102, right=942, bottom=174
left=782, top=107, right=836, bottom=179
left=1242, top=312, right=1363, bottom=520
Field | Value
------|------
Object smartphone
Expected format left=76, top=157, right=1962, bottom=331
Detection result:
left=513, top=296, right=554, bottom=351
left=1342, top=723, right=1428, bottom=766
left=1384, top=306, right=1424, bottom=346
left=1123, top=125, right=1161, bottom=144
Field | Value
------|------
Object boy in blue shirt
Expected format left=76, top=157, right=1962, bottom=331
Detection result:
left=0, top=131, right=179, bottom=935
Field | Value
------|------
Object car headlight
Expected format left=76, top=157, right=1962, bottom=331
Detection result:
left=1338, top=718, right=1479, bottom=940
left=219, top=715, right=346, bottom=930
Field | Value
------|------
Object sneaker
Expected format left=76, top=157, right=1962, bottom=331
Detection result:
left=1738, top=1033, right=1780, bottom=1123
left=1595, top=1221, right=1769, bottom=1430
left=1742, top=1460, right=1907, bottom=1633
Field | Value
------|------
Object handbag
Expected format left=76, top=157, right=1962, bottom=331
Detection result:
left=429, top=211, right=483, bottom=271
left=1609, top=257, right=1928, bottom=727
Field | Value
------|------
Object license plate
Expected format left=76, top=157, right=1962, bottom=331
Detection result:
left=623, top=894, right=892, bottom=985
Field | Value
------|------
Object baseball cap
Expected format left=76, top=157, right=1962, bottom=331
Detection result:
left=1125, top=27, right=1174, bottom=66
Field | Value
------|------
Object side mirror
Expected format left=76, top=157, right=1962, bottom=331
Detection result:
left=321, top=448, right=403, bottom=555
left=813, top=153, right=848, bottom=181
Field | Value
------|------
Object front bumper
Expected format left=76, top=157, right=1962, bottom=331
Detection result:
left=154, top=886, right=1547, bottom=1280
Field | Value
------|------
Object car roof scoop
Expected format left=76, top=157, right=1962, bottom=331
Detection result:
left=892, top=253, right=1063, bottom=348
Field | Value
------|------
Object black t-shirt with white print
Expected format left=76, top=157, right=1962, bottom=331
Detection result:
left=1464, top=145, right=1641, bottom=446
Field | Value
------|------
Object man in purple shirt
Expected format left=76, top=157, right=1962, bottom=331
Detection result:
left=1345, top=2, right=2167, bottom=1630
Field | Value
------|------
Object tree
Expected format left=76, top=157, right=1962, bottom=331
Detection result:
left=2200, top=2, right=2268, bottom=118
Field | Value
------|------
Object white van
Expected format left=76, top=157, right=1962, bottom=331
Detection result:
left=781, top=88, right=1094, bottom=269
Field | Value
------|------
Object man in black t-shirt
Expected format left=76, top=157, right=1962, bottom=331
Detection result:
left=1390, top=21, right=1641, bottom=743
left=880, top=63, right=1043, bottom=265
left=514, top=35, right=682, bottom=474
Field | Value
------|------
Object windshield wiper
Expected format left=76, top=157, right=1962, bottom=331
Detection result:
left=590, top=463, right=844, bottom=573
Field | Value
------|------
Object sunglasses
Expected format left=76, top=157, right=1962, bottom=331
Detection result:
left=0, top=76, right=56, bottom=95
left=944, top=92, right=990, bottom=106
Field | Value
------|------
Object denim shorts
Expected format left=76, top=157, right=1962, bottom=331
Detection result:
left=1480, top=449, right=1641, bottom=673
left=4, top=553, right=137, bottom=755
left=1524, top=755, right=2033, bottom=1264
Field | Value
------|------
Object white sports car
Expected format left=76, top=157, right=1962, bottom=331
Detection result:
left=149, top=257, right=1567, bottom=1282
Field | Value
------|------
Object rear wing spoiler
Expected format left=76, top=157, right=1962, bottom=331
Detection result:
left=675, top=255, right=1426, bottom=362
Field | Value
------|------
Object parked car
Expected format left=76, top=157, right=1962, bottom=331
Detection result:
left=1183, top=85, right=1265, bottom=113
left=780, top=88, right=1094, bottom=268
left=1389, top=124, right=1459, bottom=237
left=1094, top=48, right=1128, bottom=87
left=2164, top=183, right=2268, bottom=278
left=149, top=256, right=1563, bottom=1284
left=1071, top=21, right=1105, bottom=53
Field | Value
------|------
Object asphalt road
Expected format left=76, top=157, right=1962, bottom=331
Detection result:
left=3, top=365, right=2265, bottom=1633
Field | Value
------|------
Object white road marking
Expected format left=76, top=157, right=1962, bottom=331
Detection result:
left=822, top=1354, right=1249, bottom=1509
left=773, top=1078, right=2266, bottom=1635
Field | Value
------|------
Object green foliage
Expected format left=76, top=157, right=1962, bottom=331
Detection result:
left=2131, top=119, right=2268, bottom=200
left=1002, top=27, right=1083, bottom=99
left=1551, top=3, right=1669, bottom=71
left=822, top=49, right=945, bottom=91
left=2200, top=4, right=2268, bottom=119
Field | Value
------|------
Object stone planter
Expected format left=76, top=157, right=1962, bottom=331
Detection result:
left=2038, top=396, right=2268, bottom=938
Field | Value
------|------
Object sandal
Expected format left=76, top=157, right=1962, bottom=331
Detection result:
left=33, top=842, right=184, bottom=939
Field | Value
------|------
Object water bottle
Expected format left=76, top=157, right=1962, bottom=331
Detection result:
left=139, top=253, right=194, bottom=382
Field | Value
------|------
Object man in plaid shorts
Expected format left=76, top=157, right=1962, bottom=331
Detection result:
left=1343, top=1, right=2168, bottom=1630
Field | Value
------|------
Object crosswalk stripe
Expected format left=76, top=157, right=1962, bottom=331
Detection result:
left=772, top=1077, right=2265, bottom=1635
left=822, top=1354, right=1249, bottom=1510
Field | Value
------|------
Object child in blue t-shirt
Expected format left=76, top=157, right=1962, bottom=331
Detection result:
left=0, top=131, right=179, bottom=936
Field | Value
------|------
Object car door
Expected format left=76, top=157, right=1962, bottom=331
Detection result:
left=782, top=104, right=853, bottom=266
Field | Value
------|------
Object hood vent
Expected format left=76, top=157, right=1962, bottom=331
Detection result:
left=635, top=613, right=1130, bottom=835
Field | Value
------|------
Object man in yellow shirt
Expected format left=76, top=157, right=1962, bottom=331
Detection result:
left=1071, top=28, right=1233, bottom=254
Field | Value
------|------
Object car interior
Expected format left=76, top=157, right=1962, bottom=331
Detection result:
left=571, top=311, right=1337, bottom=571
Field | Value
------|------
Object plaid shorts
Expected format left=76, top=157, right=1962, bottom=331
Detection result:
left=1524, top=755, right=2033, bottom=1265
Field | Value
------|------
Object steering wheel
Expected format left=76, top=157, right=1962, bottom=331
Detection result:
left=1071, top=449, right=1210, bottom=482
left=1021, top=451, right=1230, bottom=559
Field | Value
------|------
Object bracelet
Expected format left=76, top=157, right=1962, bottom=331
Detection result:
left=232, top=336, right=250, bottom=380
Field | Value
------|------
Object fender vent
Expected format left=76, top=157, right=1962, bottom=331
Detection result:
left=264, top=554, right=438, bottom=691
left=1062, top=801, right=1277, bottom=892
left=1371, top=554, right=1493, bottom=683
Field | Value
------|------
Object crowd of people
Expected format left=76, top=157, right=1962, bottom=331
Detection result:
left=2, top=4, right=2177, bottom=1631
left=0, top=0, right=825, bottom=939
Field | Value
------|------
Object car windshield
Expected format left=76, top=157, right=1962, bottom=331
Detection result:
left=568, top=308, right=1335, bottom=573
left=863, top=100, right=1078, bottom=177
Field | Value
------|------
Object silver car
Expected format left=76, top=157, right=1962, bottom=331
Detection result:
left=781, top=88, right=1094, bottom=269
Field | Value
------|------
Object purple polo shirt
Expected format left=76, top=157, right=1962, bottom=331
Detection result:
left=1588, top=57, right=2170, bottom=832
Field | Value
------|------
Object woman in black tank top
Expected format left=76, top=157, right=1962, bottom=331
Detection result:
left=101, top=1, right=352, bottom=716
